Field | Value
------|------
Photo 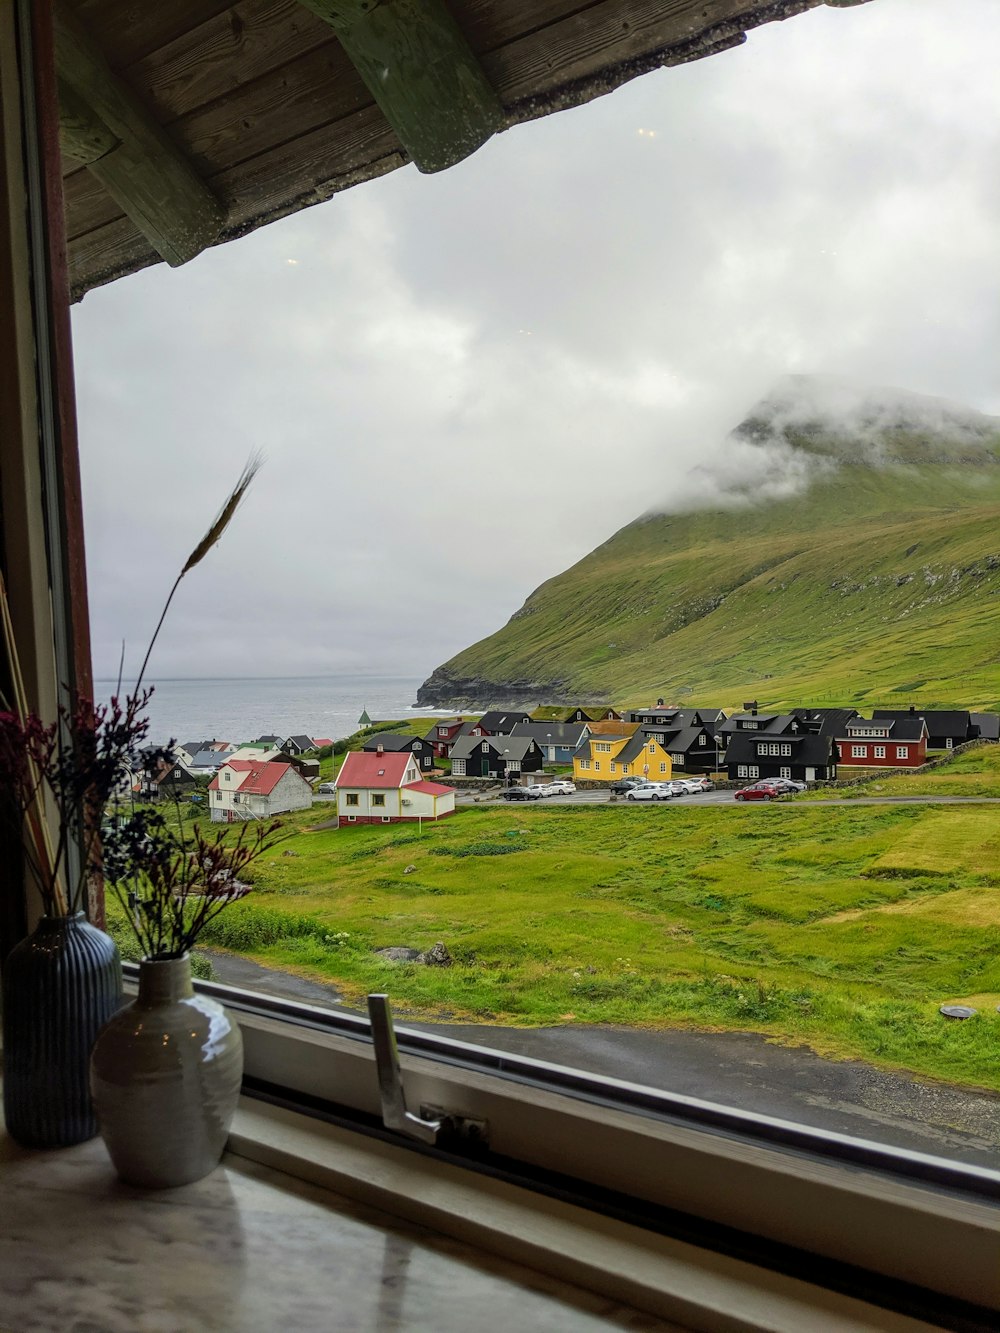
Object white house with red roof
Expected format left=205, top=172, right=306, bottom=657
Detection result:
left=335, top=747, right=455, bottom=827
left=208, top=758, right=313, bottom=823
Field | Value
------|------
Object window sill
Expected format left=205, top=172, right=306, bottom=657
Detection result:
left=229, top=1095, right=947, bottom=1332
left=216, top=998, right=1000, bottom=1329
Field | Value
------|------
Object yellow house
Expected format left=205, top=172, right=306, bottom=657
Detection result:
left=573, top=733, right=673, bottom=784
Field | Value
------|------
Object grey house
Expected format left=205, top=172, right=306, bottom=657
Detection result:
left=509, top=720, right=590, bottom=764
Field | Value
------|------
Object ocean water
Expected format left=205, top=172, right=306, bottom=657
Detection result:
left=93, top=674, right=455, bottom=749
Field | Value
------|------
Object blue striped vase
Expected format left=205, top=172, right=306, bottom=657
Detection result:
left=2, top=912, right=122, bottom=1148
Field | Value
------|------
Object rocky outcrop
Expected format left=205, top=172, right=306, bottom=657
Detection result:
left=375, top=942, right=453, bottom=966
left=415, top=665, right=574, bottom=709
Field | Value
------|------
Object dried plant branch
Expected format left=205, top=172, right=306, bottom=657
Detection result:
left=134, top=452, right=262, bottom=694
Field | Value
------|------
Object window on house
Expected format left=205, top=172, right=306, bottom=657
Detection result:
left=610, top=762, right=617, bottom=772
left=780, top=767, right=791, bottom=778
left=737, top=765, right=748, bottom=778
left=852, top=746, right=866, bottom=758
left=699, top=734, right=706, bottom=745
left=372, top=794, right=386, bottom=807
left=748, top=766, right=759, bottom=778
left=648, top=743, right=655, bottom=754
left=345, top=793, right=359, bottom=806
left=897, top=746, right=909, bottom=758
left=874, top=745, right=886, bottom=758
left=780, top=744, right=791, bottom=756
left=659, top=762, right=667, bottom=773
left=594, top=761, right=601, bottom=772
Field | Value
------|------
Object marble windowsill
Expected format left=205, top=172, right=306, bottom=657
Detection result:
left=0, top=1111, right=680, bottom=1333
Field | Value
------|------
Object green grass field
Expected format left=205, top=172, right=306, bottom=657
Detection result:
left=802, top=744, right=1000, bottom=800
left=128, top=790, right=1000, bottom=1093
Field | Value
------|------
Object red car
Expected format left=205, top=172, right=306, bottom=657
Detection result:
left=734, top=782, right=783, bottom=801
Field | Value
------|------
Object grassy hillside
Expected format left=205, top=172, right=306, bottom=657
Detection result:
left=420, top=383, right=1000, bottom=710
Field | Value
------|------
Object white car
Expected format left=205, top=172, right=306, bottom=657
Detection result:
left=624, top=782, right=673, bottom=801
left=317, top=782, right=336, bottom=795
left=540, top=779, right=577, bottom=796
left=675, top=779, right=708, bottom=795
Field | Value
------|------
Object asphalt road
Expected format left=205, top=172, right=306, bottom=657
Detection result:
left=206, top=950, right=1000, bottom=1170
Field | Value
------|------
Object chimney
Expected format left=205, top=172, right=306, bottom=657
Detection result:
left=377, top=743, right=384, bottom=754
left=909, top=705, right=915, bottom=714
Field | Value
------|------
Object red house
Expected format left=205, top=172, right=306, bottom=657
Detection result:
left=423, top=718, right=469, bottom=758
left=836, top=716, right=928, bottom=769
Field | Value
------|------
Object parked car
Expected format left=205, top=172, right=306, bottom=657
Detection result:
left=672, top=780, right=706, bottom=796
left=682, top=776, right=714, bottom=792
left=501, top=785, right=543, bottom=801
left=624, top=782, right=673, bottom=801
left=539, top=780, right=576, bottom=796
left=734, top=783, right=783, bottom=801
left=765, top=777, right=807, bottom=793
left=317, top=782, right=336, bottom=795
left=610, top=775, right=648, bottom=794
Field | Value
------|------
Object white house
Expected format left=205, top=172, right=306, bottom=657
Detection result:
left=335, top=749, right=456, bottom=827
left=208, top=759, right=313, bottom=822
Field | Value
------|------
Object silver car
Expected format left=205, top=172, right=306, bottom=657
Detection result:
left=624, top=782, right=673, bottom=801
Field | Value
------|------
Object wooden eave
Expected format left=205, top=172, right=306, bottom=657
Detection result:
left=62, top=0, right=867, bottom=301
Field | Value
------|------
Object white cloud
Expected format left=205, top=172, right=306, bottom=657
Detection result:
left=71, top=0, right=1000, bottom=680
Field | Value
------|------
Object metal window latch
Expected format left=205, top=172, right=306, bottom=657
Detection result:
left=366, top=993, right=488, bottom=1148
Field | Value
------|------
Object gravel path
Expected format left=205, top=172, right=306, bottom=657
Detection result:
left=206, top=950, right=1000, bottom=1170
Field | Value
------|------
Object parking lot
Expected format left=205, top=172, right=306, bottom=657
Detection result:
left=461, top=786, right=736, bottom=808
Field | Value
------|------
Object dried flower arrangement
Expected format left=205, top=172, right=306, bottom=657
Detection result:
left=0, top=454, right=273, bottom=943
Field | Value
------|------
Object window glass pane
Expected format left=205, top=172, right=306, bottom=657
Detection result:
left=69, top=1, right=1000, bottom=1175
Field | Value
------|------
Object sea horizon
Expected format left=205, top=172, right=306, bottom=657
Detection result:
left=93, top=673, right=455, bottom=749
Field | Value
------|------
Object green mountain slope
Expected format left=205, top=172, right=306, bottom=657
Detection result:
left=418, top=379, right=1000, bottom=710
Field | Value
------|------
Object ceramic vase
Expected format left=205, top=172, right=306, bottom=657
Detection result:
left=90, top=954, right=243, bottom=1188
left=2, top=911, right=122, bottom=1148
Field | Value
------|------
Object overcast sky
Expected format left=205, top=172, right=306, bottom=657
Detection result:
left=71, top=0, right=1000, bottom=683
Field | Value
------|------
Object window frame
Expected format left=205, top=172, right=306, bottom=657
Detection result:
left=8, top=8, right=1000, bottom=1325
left=173, top=970, right=1000, bottom=1325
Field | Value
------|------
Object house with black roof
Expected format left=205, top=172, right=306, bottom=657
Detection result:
left=423, top=717, right=472, bottom=757
left=724, top=714, right=837, bottom=783
left=510, top=720, right=591, bottom=764
left=637, top=722, right=723, bottom=774
left=971, top=712, right=1000, bottom=742
left=470, top=710, right=533, bottom=737
left=626, top=706, right=727, bottom=728
left=282, top=734, right=316, bottom=756
left=362, top=732, right=435, bottom=770
left=790, top=707, right=859, bottom=737
left=837, top=715, right=928, bottom=770
left=449, top=734, right=543, bottom=779
left=871, top=708, right=973, bottom=751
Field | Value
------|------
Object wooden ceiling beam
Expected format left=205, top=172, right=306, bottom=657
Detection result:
left=297, top=0, right=505, bottom=173
left=53, top=2, right=224, bottom=267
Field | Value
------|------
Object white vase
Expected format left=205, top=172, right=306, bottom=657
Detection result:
left=90, top=954, right=243, bottom=1187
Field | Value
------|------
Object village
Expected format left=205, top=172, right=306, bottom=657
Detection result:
left=138, top=700, right=1000, bottom=828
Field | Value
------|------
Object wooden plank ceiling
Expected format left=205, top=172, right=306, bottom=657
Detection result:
left=60, top=0, right=869, bottom=300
